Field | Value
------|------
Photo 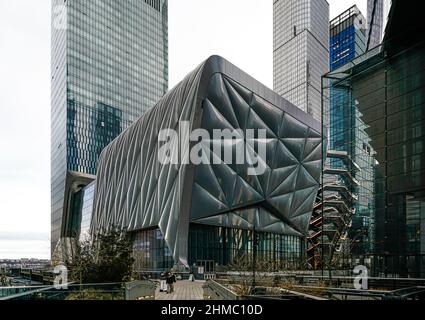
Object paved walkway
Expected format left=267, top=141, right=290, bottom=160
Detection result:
left=155, top=280, right=205, bottom=300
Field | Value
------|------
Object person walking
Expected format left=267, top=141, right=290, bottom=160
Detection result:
left=189, top=264, right=196, bottom=282
left=169, top=272, right=176, bottom=293
left=165, top=272, right=171, bottom=294
left=166, top=271, right=176, bottom=294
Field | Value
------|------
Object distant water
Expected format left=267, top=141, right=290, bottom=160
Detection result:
left=0, top=240, right=50, bottom=259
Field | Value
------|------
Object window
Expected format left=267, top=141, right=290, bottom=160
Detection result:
left=144, top=0, right=161, bottom=12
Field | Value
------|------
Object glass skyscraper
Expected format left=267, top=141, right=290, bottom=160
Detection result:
left=367, top=0, right=384, bottom=49
left=330, top=6, right=367, bottom=71
left=323, top=0, right=425, bottom=277
left=273, top=0, right=329, bottom=121
left=51, top=0, right=168, bottom=256
left=326, top=5, right=375, bottom=260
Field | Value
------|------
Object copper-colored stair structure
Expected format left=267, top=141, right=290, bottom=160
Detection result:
left=307, top=151, right=359, bottom=269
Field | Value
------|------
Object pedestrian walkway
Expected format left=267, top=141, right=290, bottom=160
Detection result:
left=155, top=280, right=205, bottom=300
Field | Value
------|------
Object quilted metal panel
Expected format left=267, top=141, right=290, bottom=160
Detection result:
left=91, top=56, right=323, bottom=266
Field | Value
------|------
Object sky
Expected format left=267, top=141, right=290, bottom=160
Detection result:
left=0, top=0, right=368, bottom=259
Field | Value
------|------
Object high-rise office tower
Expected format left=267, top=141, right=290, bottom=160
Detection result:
left=367, top=0, right=385, bottom=49
left=330, top=5, right=367, bottom=71
left=273, top=0, right=329, bottom=122
left=51, top=0, right=168, bottom=255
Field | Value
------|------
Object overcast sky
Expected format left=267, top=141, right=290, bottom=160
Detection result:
left=0, top=0, right=367, bottom=259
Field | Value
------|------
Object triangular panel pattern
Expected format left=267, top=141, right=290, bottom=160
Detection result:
left=91, top=57, right=323, bottom=268
left=191, top=73, right=322, bottom=236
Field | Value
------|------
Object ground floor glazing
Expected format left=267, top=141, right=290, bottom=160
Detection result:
left=132, top=224, right=306, bottom=272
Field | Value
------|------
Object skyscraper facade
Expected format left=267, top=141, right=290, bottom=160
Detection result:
left=323, top=0, right=425, bottom=277
left=367, top=0, right=384, bottom=49
left=308, top=6, right=374, bottom=269
left=330, top=5, right=367, bottom=71
left=51, top=0, right=168, bottom=255
left=273, top=0, right=329, bottom=122
left=328, top=6, right=375, bottom=258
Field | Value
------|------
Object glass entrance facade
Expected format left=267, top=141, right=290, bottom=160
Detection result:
left=131, top=225, right=305, bottom=272
left=188, top=224, right=304, bottom=270
left=132, top=229, right=174, bottom=272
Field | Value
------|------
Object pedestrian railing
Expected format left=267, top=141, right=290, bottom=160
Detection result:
left=203, top=280, right=239, bottom=300
left=1, top=281, right=156, bottom=300
left=0, top=285, right=55, bottom=300
left=203, top=273, right=216, bottom=280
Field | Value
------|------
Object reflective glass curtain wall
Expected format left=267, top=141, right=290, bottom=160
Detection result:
left=188, top=224, right=304, bottom=270
left=66, top=0, right=168, bottom=174
left=330, top=6, right=366, bottom=71
left=79, top=182, right=96, bottom=242
left=133, top=229, right=174, bottom=272
left=131, top=225, right=305, bottom=272
left=323, top=40, right=425, bottom=277
left=367, top=0, right=384, bottom=49
left=326, top=5, right=374, bottom=260
left=273, top=0, right=329, bottom=121
left=51, top=0, right=168, bottom=255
